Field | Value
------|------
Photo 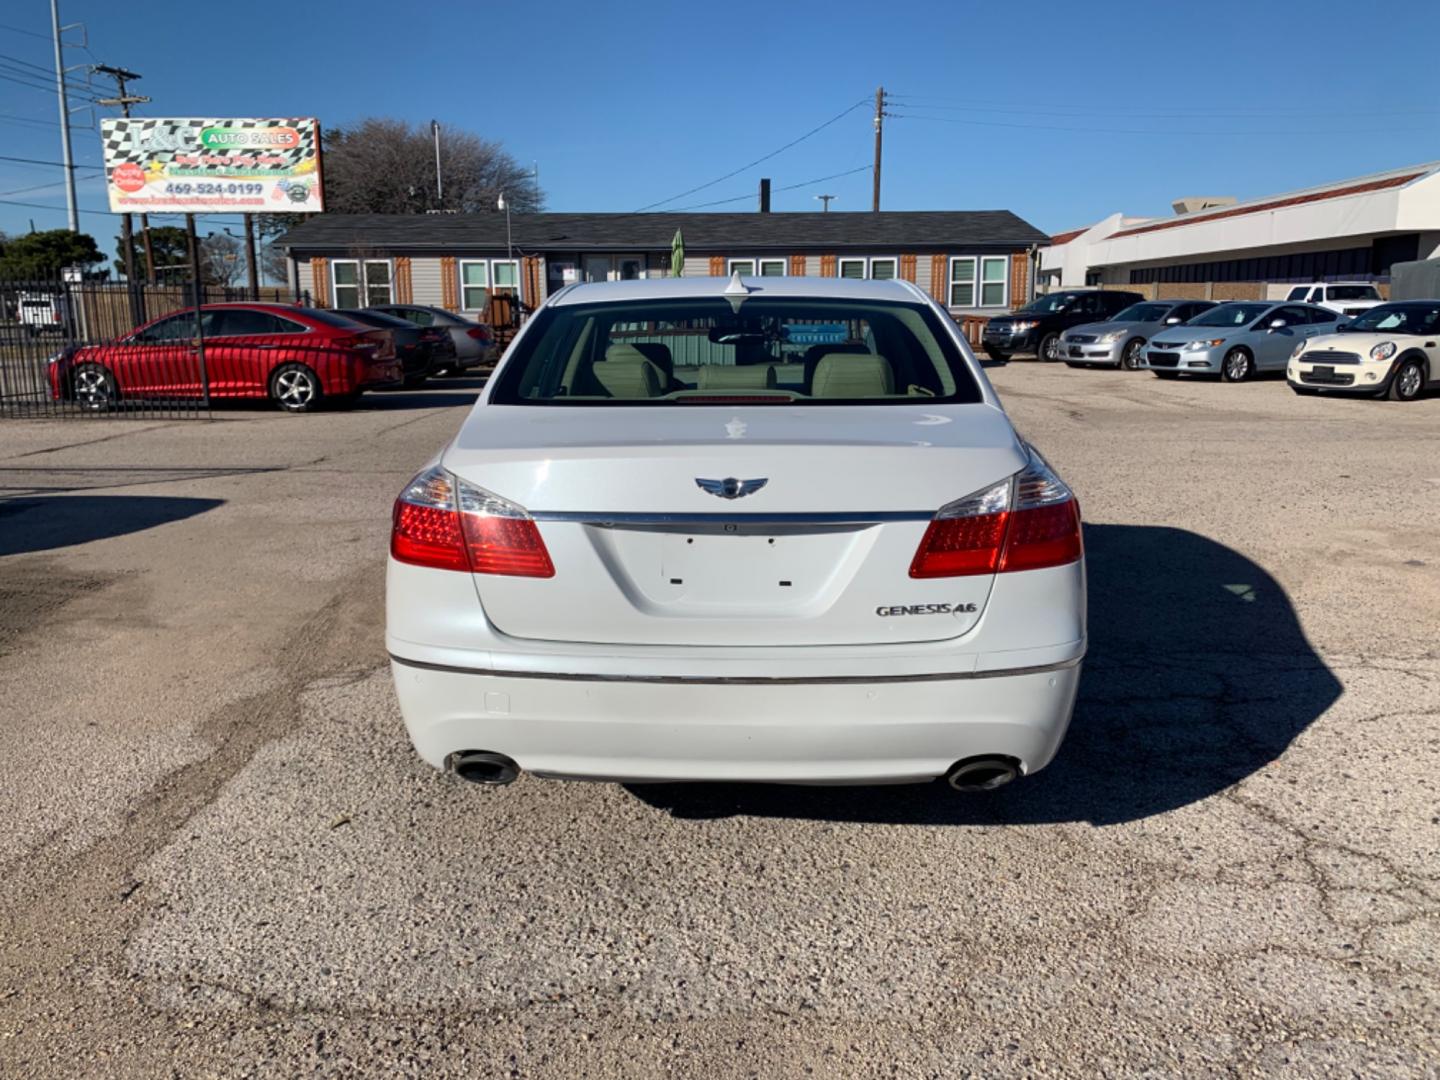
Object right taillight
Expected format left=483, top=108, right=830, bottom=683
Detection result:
left=391, top=465, right=554, bottom=577
left=909, top=449, right=1081, bottom=578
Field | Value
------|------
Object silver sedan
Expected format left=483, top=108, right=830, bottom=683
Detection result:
left=1059, top=299, right=1216, bottom=370
left=1142, top=301, right=1341, bottom=381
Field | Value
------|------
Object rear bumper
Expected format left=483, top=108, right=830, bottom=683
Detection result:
left=360, top=359, right=404, bottom=388
left=388, top=656, right=1081, bottom=784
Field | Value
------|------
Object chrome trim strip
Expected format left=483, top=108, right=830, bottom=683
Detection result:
left=388, top=653, right=1082, bottom=686
left=528, top=510, right=935, bottom=525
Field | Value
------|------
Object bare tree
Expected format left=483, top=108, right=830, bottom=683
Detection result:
left=318, top=118, right=543, bottom=215
left=200, top=232, right=244, bottom=287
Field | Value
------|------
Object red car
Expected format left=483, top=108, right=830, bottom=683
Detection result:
left=49, top=303, right=404, bottom=413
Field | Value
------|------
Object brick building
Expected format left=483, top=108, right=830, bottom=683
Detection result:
left=279, top=211, right=1045, bottom=322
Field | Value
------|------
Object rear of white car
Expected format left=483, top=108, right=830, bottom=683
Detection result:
left=386, top=277, right=1085, bottom=791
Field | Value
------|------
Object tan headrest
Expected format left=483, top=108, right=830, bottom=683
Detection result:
left=594, top=352, right=664, bottom=398
left=696, top=365, right=777, bottom=390
left=810, top=353, right=894, bottom=397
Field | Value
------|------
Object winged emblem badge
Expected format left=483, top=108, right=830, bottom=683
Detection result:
left=695, top=477, right=768, bottom=500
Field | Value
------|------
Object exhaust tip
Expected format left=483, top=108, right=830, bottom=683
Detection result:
left=945, top=755, right=1021, bottom=793
left=447, top=750, right=520, bottom=786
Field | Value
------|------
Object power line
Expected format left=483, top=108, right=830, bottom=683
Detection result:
left=0, top=152, right=88, bottom=168
left=668, top=164, right=873, bottom=211
left=634, top=98, right=871, bottom=212
left=887, top=112, right=1432, bottom=137
left=888, top=94, right=1440, bottom=119
left=0, top=111, right=60, bottom=128
left=0, top=22, right=52, bottom=40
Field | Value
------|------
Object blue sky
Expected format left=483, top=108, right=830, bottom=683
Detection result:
left=3, top=0, right=1439, bottom=251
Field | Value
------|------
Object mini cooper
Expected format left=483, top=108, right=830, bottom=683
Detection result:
left=1289, top=300, right=1440, bottom=400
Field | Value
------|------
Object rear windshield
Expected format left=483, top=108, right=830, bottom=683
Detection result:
left=1327, top=285, right=1380, bottom=301
left=1189, top=303, right=1272, bottom=327
left=302, top=308, right=369, bottom=329
left=489, top=297, right=984, bottom=406
left=1113, top=303, right=1171, bottom=322
left=337, top=309, right=413, bottom=329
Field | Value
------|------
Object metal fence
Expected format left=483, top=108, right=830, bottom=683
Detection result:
left=0, top=271, right=299, bottom=420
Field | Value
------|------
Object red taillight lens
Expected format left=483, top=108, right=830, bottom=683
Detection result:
left=463, top=515, right=554, bottom=577
left=392, top=501, right=469, bottom=571
left=909, top=512, right=1008, bottom=578
left=390, top=466, right=554, bottom=577
left=909, top=450, right=1081, bottom=578
left=999, top=500, right=1082, bottom=573
left=466, top=326, right=493, bottom=341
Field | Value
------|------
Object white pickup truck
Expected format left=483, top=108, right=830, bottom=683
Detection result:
left=1284, top=283, right=1385, bottom=318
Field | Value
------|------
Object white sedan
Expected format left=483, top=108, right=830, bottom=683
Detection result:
left=386, top=275, right=1085, bottom=792
left=1289, top=300, right=1440, bottom=400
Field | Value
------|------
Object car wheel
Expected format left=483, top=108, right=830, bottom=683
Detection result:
left=1153, top=371, right=1180, bottom=380
left=1038, top=333, right=1061, bottom=362
left=1221, top=348, right=1253, bottom=382
left=983, top=347, right=1009, bottom=362
left=270, top=363, right=322, bottom=413
left=1388, top=359, right=1425, bottom=401
left=1121, top=338, right=1146, bottom=370
left=71, top=362, right=117, bottom=411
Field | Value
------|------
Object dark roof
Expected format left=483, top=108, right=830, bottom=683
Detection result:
left=279, top=210, right=1046, bottom=253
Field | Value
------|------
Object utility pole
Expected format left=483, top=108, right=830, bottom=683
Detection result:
left=815, top=194, right=836, bottom=212
left=50, top=0, right=78, bottom=231
left=94, top=63, right=150, bottom=310
left=872, top=86, right=887, bottom=213
left=431, top=120, right=443, bottom=207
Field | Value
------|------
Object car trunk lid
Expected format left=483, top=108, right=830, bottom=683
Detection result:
left=442, top=404, right=1025, bottom=647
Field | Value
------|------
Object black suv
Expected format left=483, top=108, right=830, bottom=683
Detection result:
left=982, top=290, right=1144, bottom=362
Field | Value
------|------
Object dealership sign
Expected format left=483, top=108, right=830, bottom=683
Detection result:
left=100, top=117, right=323, bottom=214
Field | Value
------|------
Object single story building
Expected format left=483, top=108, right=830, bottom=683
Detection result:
left=1040, top=161, right=1440, bottom=291
left=279, top=210, right=1046, bottom=324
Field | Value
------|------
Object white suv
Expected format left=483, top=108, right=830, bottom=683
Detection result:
left=1284, top=283, right=1384, bottom=318
left=386, top=276, right=1085, bottom=793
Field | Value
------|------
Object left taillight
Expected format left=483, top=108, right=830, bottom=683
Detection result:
left=909, top=448, right=1081, bottom=578
left=391, top=465, right=554, bottom=577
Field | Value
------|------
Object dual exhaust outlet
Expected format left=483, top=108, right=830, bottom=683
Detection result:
left=446, top=750, right=1020, bottom=792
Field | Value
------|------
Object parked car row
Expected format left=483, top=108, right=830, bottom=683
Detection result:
left=48, top=302, right=496, bottom=412
left=990, top=288, right=1437, bottom=401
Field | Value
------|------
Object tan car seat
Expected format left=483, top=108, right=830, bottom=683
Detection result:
left=809, top=353, right=894, bottom=397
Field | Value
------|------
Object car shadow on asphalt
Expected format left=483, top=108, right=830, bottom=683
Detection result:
left=624, top=523, right=1343, bottom=826
left=0, top=495, right=223, bottom=557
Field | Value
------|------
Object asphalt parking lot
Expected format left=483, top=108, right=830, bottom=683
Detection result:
left=1, top=365, right=1437, bottom=1078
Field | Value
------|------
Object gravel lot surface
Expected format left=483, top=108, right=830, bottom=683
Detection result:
left=1, top=365, right=1437, bottom=1078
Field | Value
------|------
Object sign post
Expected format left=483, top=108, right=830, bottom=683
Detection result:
left=185, top=214, right=210, bottom=408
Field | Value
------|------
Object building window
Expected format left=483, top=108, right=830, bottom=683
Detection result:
left=980, top=256, right=1007, bottom=307
left=948, top=257, right=975, bottom=307
left=728, top=258, right=786, bottom=277
left=460, top=260, right=488, bottom=310
left=458, top=259, right=522, bottom=311
left=331, top=259, right=392, bottom=308
left=839, top=256, right=898, bottom=281
left=948, top=255, right=1009, bottom=308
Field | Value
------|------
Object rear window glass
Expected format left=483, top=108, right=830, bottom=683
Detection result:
left=303, top=308, right=369, bottom=329
left=1113, top=303, right=1171, bottom=322
left=489, top=298, right=983, bottom=406
left=1327, top=285, right=1380, bottom=301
